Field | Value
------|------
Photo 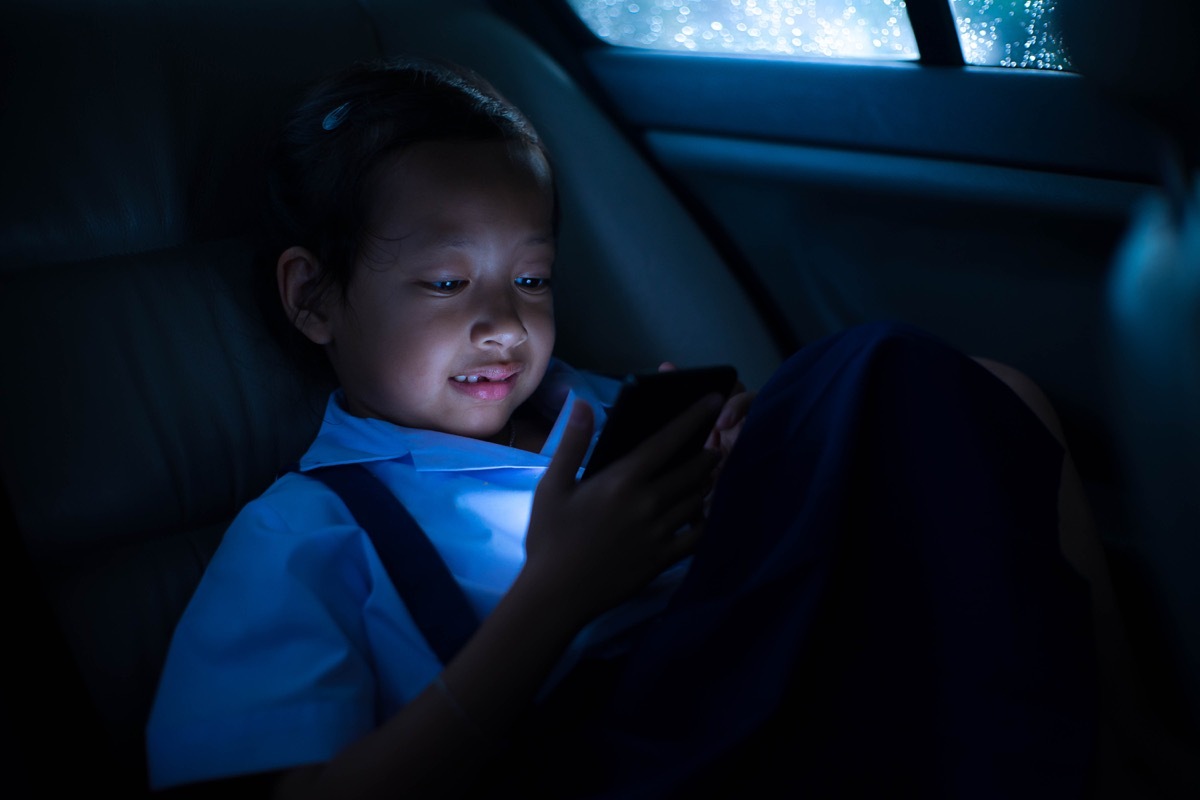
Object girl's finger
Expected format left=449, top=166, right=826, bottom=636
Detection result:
left=541, top=400, right=594, bottom=491
left=651, top=445, right=720, bottom=508
left=717, top=391, right=756, bottom=430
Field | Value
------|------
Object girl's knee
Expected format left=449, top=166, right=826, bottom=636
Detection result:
left=971, top=356, right=1067, bottom=447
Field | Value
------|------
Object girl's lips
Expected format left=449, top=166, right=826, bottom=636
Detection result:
left=447, top=370, right=519, bottom=401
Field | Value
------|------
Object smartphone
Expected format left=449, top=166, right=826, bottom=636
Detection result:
left=584, top=365, right=738, bottom=478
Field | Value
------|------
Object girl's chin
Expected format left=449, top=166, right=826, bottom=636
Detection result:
left=439, top=411, right=516, bottom=443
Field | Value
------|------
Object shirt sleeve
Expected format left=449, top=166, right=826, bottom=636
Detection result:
left=145, top=481, right=400, bottom=789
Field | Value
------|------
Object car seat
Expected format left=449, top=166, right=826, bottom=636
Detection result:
left=0, top=0, right=783, bottom=794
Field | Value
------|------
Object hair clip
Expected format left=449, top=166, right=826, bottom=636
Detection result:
left=322, top=102, right=352, bottom=131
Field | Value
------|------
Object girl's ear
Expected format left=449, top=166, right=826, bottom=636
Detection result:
left=277, top=246, right=335, bottom=345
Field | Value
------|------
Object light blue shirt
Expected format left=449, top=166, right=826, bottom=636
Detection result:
left=145, top=359, right=688, bottom=789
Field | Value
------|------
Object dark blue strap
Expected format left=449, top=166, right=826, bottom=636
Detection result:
left=300, top=463, right=479, bottom=664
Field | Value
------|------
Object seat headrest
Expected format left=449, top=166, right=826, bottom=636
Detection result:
left=0, top=0, right=381, bottom=269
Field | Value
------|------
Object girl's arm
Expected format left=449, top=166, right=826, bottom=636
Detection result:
left=267, top=396, right=721, bottom=800
left=271, top=557, right=584, bottom=799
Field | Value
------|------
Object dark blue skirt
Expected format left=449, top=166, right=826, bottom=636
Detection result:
left=521, top=321, right=1097, bottom=799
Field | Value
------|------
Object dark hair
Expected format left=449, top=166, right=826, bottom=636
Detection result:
left=266, top=56, right=555, bottom=312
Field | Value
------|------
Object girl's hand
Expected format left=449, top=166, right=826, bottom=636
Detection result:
left=658, top=362, right=754, bottom=517
left=658, top=362, right=755, bottom=461
left=523, top=396, right=721, bottom=624
left=707, top=388, right=755, bottom=460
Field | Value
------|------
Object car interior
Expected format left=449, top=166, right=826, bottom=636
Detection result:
left=1, top=0, right=1197, bottom=796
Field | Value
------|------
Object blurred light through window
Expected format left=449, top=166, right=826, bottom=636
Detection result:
left=566, top=0, right=1071, bottom=69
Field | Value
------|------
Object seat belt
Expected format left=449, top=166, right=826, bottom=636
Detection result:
left=299, top=463, right=480, bottom=664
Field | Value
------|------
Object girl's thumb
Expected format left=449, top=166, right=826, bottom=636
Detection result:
left=543, top=400, right=594, bottom=488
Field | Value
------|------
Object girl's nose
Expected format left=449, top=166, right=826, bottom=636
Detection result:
left=471, top=292, right=528, bottom=349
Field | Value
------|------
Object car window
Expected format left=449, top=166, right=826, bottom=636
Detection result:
left=950, top=0, right=1070, bottom=69
left=565, top=0, right=1071, bottom=69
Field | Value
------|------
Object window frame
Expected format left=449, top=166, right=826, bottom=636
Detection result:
left=907, top=0, right=964, bottom=66
left=494, top=0, right=1164, bottom=185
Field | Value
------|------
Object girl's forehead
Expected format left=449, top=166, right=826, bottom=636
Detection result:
left=373, top=140, right=552, bottom=199
left=364, top=140, right=556, bottom=247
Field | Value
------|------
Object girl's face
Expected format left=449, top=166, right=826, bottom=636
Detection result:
left=322, top=140, right=556, bottom=442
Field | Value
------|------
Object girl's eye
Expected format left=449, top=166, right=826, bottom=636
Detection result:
left=427, top=280, right=466, bottom=293
left=515, top=276, right=552, bottom=292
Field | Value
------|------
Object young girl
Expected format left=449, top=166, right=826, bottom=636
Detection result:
left=147, top=57, right=1099, bottom=798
